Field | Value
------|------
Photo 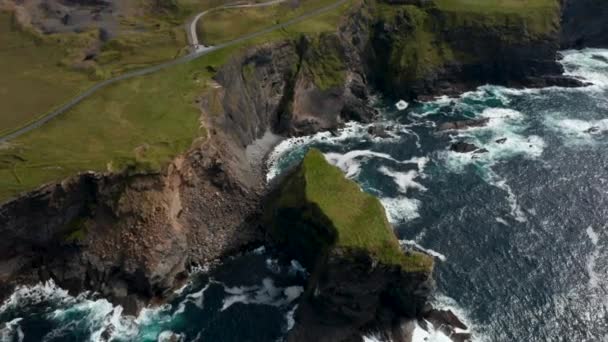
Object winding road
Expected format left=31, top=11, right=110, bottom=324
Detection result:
left=186, top=0, right=288, bottom=52
left=0, top=0, right=348, bottom=144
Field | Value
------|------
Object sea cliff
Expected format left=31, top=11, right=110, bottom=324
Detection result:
left=1, top=0, right=606, bottom=338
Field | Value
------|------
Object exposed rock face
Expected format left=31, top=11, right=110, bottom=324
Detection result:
left=560, top=0, right=608, bottom=48
left=438, top=118, right=490, bottom=131
left=0, top=131, right=264, bottom=312
left=366, top=0, right=581, bottom=99
left=1, top=0, right=607, bottom=326
left=0, top=26, right=378, bottom=310
left=215, top=33, right=377, bottom=141
left=264, top=149, right=433, bottom=341
left=450, top=142, right=479, bottom=153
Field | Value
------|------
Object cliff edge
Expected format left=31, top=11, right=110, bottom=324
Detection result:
left=264, top=149, right=434, bottom=341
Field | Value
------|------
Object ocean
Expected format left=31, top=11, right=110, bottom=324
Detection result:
left=2, top=48, right=608, bottom=342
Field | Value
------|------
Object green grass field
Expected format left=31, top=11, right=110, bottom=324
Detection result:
left=197, top=0, right=341, bottom=45
left=0, top=0, right=353, bottom=202
left=269, top=149, right=433, bottom=272
left=0, top=0, right=235, bottom=136
left=0, top=13, right=94, bottom=136
left=433, top=0, right=560, bottom=37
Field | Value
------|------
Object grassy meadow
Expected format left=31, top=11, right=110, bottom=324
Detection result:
left=0, top=0, right=354, bottom=202
left=197, top=0, right=341, bottom=45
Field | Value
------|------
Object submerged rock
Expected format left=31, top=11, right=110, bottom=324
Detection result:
left=438, top=118, right=490, bottom=131
left=450, top=142, right=479, bottom=153
left=264, top=149, right=433, bottom=341
left=367, top=125, right=392, bottom=138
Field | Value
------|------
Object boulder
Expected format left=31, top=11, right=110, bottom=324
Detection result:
left=438, top=118, right=489, bottom=131
left=450, top=142, right=479, bottom=153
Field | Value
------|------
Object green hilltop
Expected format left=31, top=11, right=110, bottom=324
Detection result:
left=265, top=148, right=433, bottom=273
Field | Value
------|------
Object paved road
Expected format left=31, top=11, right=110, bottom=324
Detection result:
left=186, top=0, right=288, bottom=52
left=0, top=0, right=348, bottom=144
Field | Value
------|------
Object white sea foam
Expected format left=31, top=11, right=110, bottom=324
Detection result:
left=586, top=226, right=599, bottom=245
left=545, top=117, right=608, bottom=146
left=561, top=48, right=608, bottom=89
left=380, top=196, right=422, bottom=223
left=412, top=321, right=452, bottom=342
left=399, top=240, right=447, bottom=262
left=488, top=173, right=527, bottom=222
left=428, top=294, right=490, bottom=342
left=325, top=150, right=399, bottom=178
left=495, top=217, right=509, bottom=226
left=396, top=100, right=409, bottom=111
left=220, top=278, right=303, bottom=311
left=362, top=334, right=390, bottom=342
left=157, top=331, right=185, bottom=342
left=586, top=226, right=602, bottom=289
left=284, top=304, right=298, bottom=332
left=288, top=260, right=307, bottom=276
left=0, top=279, right=73, bottom=314
left=441, top=107, right=545, bottom=173
left=266, top=122, right=371, bottom=181
left=0, top=318, right=24, bottom=342
left=379, top=166, right=427, bottom=194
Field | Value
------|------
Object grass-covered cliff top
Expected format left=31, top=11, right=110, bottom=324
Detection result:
left=433, top=0, right=560, bottom=38
left=0, top=1, right=354, bottom=202
left=269, top=149, right=433, bottom=273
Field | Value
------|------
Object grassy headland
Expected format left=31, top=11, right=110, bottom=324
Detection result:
left=266, top=149, right=433, bottom=272
left=0, top=0, right=354, bottom=202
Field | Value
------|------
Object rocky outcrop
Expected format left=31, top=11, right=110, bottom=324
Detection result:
left=0, top=24, right=378, bottom=311
left=1, top=0, right=606, bottom=329
left=438, top=118, right=489, bottom=131
left=366, top=0, right=587, bottom=99
left=0, top=128, right=264, bottom=313
left=264, top=149, right=434, bottom=341
left=215, top=32, right=377, bottom=141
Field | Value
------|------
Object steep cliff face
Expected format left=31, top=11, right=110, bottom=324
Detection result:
left=264, top=149, right=434, bottom=341
left=365, top=0, right=580, bottom=99
left=560, top=0, right=608, bottom=48
left=0, top=24, right=379, bottom=310
left=0, top=129, right=264, bottom=312
left=1, top=0, right=606, bottom=321
left=215, top=33, right=377, bottom=140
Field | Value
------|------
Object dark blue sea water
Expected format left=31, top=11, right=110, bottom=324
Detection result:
left=2, top=49, right=608, bottom=342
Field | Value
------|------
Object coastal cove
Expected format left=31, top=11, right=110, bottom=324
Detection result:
left=1, top=48, right=608, bottom=341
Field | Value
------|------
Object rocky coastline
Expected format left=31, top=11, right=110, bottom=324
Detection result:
left=1, top=0, right=606, bottom=340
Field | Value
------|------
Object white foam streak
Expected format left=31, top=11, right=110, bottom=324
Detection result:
left=399, top=240, right=447, bottom=262
left=412, top=321, right=452, bottom=342
left=362, top=334, right=391, bottom=342
left=561, top=49, right=608, bottom=89
left=325, top=150, right=398, bottom=178
left=266, top=122, right=372, bottom=181
left=586, top=226, right=602, bottom=289
left=545, top=117, right=608, bottom=146
left=489, top=174, right=527, bottom=223
left=380, top=196, right=421, bottom=223
left=220, top=278, right=303, bottom=311
left=0, top=318, right=24, bottom=342
left=379, top=167, right=427, bottom=194
left=284, top=304, right=298, bottom=332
